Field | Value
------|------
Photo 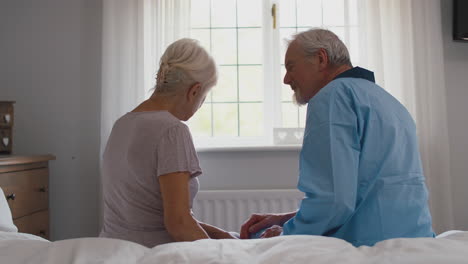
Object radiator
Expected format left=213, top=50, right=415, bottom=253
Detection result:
left=192, top=189, right=303, bottom=232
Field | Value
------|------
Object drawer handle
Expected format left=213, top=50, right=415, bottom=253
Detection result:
left=6, top=193, right=15, bottom=200
left=39, top=186, right=48, bottom=193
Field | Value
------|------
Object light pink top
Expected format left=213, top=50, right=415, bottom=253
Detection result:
left=100, top=111, right=201, bottom=248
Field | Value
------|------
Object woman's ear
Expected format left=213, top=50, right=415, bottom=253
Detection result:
left=187, top=83, right=202, bottom=102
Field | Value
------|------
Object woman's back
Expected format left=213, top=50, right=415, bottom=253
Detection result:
left=100, top=111, right=201, bottom=247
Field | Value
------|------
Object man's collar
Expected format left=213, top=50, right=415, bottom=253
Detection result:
left=333, top=67, right=375, bottom=83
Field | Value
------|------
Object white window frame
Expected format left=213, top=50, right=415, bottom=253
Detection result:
left=189, top=0, right=358, bottom=150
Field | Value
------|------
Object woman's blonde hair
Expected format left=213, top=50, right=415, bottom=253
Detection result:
left=155, top=38, right=217, bottom=96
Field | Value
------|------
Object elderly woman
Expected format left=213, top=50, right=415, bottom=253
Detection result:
left=100, top=38, right=236, bottom=247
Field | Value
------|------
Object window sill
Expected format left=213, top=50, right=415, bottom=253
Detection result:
left=196, top=144, right=302, bottom=153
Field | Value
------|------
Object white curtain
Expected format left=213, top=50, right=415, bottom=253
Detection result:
left=360, top=0, right=454, bottom=233
left=101, top=0, right=190, bottom=154
left=100, top=0, right=190, bottom=227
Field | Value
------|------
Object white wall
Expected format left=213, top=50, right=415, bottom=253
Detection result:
left=0, top=0, right=102, bottom=240
left=441, top=0, right=468, bottom=231
left=197, top=149, right=300, bottom=190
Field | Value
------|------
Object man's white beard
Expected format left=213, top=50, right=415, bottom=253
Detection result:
left=293, top=89, right=308, bottom=106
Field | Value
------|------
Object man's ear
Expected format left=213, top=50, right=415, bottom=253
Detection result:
left=317, top=48, right=329, bottom=70
left=187, top=83, right=202, bottom=102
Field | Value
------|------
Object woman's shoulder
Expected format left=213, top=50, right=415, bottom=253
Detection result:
left=135, top=111, right=192, bottom=135
left=123, top=111, right=180, bottom=125
left=110, top=111, right=186, bottom=138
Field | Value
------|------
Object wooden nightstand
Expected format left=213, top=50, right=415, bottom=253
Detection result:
left=0, top=154, right=55, bottom=239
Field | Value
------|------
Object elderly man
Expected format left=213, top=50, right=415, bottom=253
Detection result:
left=240, top=28, right=434, bottom=247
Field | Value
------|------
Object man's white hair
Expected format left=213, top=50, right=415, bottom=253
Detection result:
left=155, top=38, right=218, bottom=95
left=290, top=28, right=352, bottom=67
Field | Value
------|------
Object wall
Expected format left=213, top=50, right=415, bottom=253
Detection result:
left=0, top=0, right=102, bottom=240
left=441, top=0, right=468, bottom=231
left=198, top=149, right=300, bottom=190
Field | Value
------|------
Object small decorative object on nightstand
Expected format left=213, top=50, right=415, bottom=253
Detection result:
left=0, top=154, right=55, bottom=239
left=0, top=101, right=15, bottom=154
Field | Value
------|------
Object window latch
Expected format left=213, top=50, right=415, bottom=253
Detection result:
left=271, top=4, right=277, bottom=29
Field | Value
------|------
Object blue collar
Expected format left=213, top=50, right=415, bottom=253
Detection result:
left=333, top=67, right=375, bottom=83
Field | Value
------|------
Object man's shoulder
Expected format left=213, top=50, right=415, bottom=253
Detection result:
left=316, top=78, right=370, bottom=100
left=329, top=77, right=380, bottom=91
left=323, top=77, right=391, bottom=103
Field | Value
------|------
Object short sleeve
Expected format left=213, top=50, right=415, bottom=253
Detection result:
left=155, top=124, right=202, bottom=178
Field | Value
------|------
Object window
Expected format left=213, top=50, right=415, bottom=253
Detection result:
left=188, top=0, right=361, bottom=148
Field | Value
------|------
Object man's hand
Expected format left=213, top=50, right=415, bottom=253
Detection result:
left=198, top=222, right=238, bottom=239
left=259, top=225, right=283, bottom=238
left=240, top=214, right=285, bottom=239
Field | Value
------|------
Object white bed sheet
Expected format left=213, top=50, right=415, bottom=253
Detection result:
left=1, top=231, right=468, bottom=264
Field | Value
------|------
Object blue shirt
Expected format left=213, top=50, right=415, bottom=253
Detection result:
left=282, top=67, right=434, bottom=246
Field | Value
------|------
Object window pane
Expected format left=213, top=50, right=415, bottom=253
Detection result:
left=297, top=26, right=313, bottom=33
left=237, top=0, right=262, bottom=27
left=190, top=29, right=211, bottom=51
left=297, top=0, right=322, bottom=27
left=190, top=103, right=212, bottom=136
left=212, top=66, right=237, bottom=102
left=191, top=0, right=211, bottom=28
left=349, top=27, right=360, bottom=65
left=349, top=0, right=358, bottom=26
left=213, top=103, right=238, bottom=136
left=239, top=66, right=263, bottom=102
left=280, top=28, right=296, bottom=64
left=211, top=0, right=236, bottom=27
left=299, top=105, right=307, bottom=128
left=279, top=0, right=296, bottom=27
left=282, top=102, right=299, bottom=128
left=328, top=27, right=345, bottom=44
left=205, top=90, right=212, bottom=103
left=323, top=0, right=345, bottom=26
left=211, top=29, right=237, bottom=64
left=281, top=67, right=294, bottom=101
left=240, top=103, right=263, bottom=136
left=238, top=28, right=263, bottom=64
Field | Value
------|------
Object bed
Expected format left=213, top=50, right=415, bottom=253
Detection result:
left=1, top=188, right=468, bottom=264
left=1, top=230, right=468, bottom=263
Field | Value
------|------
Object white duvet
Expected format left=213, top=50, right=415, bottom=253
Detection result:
left=1, top=231, right=468, bottom=264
